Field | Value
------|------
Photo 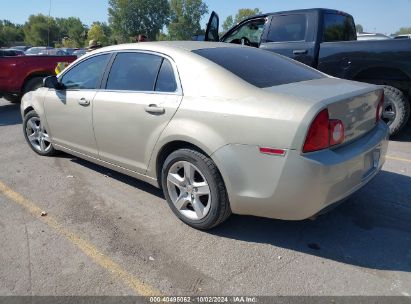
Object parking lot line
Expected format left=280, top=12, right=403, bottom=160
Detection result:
left=386, top=155, right=411, bottom=164
left=0, top=180, right=161, bottom=296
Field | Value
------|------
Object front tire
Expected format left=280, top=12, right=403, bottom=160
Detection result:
left=23, top=110, right=56, bottom=156
left=383, top=86, right=410, bottom=136
left=161, top=149, right=231, bottom=230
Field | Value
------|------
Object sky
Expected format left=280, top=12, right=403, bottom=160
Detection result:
left=1, top=0, right=411, bottom=35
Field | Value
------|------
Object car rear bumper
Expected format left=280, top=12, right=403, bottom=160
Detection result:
left=212, top=122, right=389, bottom=220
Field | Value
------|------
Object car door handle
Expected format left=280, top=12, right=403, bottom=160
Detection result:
left=145, top=104, right=165, bottom=115
left=78, top=98, right=90, bottom=106
left=293, top=49, right=308, bottom=55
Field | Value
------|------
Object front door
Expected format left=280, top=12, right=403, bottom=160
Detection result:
left=44, top=54, right=111, bottom=157
left=259, top=14, right=317, bottom=67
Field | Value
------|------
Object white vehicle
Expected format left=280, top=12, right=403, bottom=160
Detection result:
left=394, top=34, right=411, bottom=39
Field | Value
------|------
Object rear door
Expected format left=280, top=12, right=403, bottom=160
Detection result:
left=317, top=12, right=357, bottom=77
left=92, top=51, right=183, bottom=174
left=259, top=13, right=318, bottom=67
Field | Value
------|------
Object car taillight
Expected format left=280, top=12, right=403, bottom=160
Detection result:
left=303, top=108, right=345, bottom=153
left=303, top=109, right=330, bottom=152
left=376, top=92, right=384, bottom=123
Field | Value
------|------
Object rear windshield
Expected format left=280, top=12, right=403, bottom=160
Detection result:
left=192, top=47, right=325, bottom=88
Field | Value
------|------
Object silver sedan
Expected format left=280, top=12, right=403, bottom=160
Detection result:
left=21, top=42, right=389, bottom=229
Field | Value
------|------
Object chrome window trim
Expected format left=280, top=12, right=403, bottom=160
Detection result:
left=59, top=49, right=183, bottom=96
left=100, top=89, right=181, bottom=96
left=106, top=49, right=183, bottom=96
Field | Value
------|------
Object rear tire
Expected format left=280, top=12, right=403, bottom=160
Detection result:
left=3, top=93, right=21, bottom=104
left=161, top=149, right=231, bottom=230
left=383, top=86, right=410, bottom=136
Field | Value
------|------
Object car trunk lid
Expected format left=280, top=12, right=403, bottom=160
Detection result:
left=263, top=77, right=383, bottom=145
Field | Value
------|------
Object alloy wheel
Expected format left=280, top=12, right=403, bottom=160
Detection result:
left=166, top=161, right=211, bottom=221
left=25, top=117, right=52, bottom=153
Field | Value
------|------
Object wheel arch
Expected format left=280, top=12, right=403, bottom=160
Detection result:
left=352, top=66, right=411, bottom=96
left=23, top=106, right=35, bottom=117
left=22, top=72, right=51, bottom=93
left=154, top=140, right=211, bottom=188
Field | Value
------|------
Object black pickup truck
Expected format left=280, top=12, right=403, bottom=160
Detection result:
left=205, top=8, right=411, bottom=135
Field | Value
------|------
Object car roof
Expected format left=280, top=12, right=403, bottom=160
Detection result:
left=92, top=41, right=239, bottom=55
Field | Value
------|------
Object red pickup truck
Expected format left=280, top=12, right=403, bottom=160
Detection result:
left=0, top=55, right=76, bottom=103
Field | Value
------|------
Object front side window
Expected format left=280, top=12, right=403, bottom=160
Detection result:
left=323, top=13, right=356, bottom=42
left=223, top=19, right=266, bottom=46
left=266, top=14, right=307, bottom=42
left=193, top=47, right=325, bottom=88
left=60, top=54, right=110, bottom=90
left=106, top=52, right=163, bottom=91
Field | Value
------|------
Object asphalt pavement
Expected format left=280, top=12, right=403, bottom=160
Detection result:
left=0, top=97, right=410, bottom=296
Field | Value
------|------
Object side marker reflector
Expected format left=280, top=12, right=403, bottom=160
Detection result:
left=259, top=147, right=286, bottom=156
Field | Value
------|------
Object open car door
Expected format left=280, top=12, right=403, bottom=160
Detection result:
left=205, top=11, right=220, bottom=41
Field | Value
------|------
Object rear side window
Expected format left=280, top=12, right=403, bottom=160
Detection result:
left=267, top=14, right=307, bottom=42
left=155, top=59, right=177, bottom=92
left=106, top=52, right=163, bottom=91
left=193, top=47, right=325, bottom=88
left=323, top=13, right=356, bottom=42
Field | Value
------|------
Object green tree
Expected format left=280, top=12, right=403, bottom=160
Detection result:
left=356, top=24, right=364, bottom=33
left=87, top=22, right=109, bottom=46
left=156, top=31, right=169, bottom=41
left=24, top=14, right=59, bottom=46
left=56, top=17, right=87, bottom=48
left=222, top=8, right=261, bottom=32
left=108, top=0, right=170, bottom=42
left=222, top=15, right=234, bottom=31
left=168, top=0, right=208, bottom=40
left=0, top=20, right=24, bottom=46
left=60, top=37, right=77, bottom=48
left=395, top=27, right=411, bottom=35
left=92, top=21, right=114, bottom=45
left=0, top=23, right=4, bottom=46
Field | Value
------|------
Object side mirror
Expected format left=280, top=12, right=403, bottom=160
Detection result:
left=43, top=76, right=63, bottom=89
